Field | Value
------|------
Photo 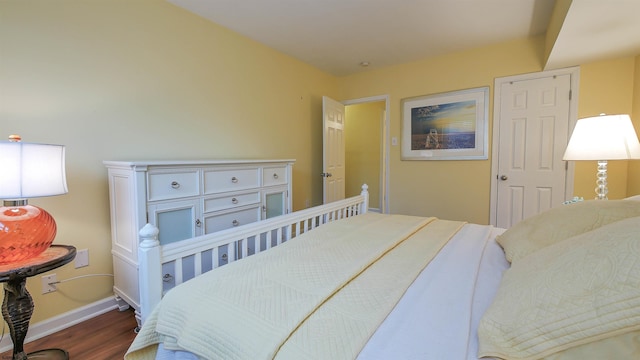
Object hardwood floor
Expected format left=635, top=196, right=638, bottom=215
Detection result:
left=1, top=308, right=138, bottom=359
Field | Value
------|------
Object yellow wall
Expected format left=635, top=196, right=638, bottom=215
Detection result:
left=0, top=0, right=338, bottom=325
left=345, top=102, right=384, bottom=210
left=339, top=41, right=639, bottom=224
left=629, top=56, right=640, bottom=195
left=2, top=0, right=639, bottom=333
left=339, top=37, right=547, bottom=224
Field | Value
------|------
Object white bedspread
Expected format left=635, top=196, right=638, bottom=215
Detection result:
left=358, top=224, right=508, bottom=360
left=153, top=223, right=508, bottom=360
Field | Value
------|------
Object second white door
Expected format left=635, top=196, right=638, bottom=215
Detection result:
left=494, top=72, right=574, bottom=228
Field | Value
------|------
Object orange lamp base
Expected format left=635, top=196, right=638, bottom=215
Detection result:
left=0, top=204, right=57, bottom=265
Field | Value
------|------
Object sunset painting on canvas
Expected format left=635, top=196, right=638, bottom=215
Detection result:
left=410, top=100, right=477, bottom=150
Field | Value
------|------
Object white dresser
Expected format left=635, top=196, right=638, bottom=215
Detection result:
left=103, top=159, right=294, bottom=318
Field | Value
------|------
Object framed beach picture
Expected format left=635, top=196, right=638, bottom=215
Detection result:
left=401, top=87, right=489, bottom=160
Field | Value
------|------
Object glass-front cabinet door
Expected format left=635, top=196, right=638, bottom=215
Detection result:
left=147, top=199, right=202, bottom=245
left=262, top=187, right=288, bottom=219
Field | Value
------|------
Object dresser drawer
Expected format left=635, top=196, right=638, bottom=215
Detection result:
left=203, top=191, right=261, bottom=213
left=262, top=166, right=288, bottom=187
left=204, top=206, right=261, bottom=233
left=148, top=170, right=200, bottom=201
left=203, top=168, right=260, bottom=194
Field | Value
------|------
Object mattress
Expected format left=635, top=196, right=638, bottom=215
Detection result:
left=154, top=223, right=509, bottom=360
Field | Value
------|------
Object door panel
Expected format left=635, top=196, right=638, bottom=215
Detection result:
left=147, top=199, right=200, bottom=245
left=495, top=74, right=572, bottom=228
left=263, top=187, right=287, bottom=219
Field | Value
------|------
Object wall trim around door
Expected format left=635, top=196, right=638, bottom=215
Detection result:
left=489, top=67, right=580, bottom=227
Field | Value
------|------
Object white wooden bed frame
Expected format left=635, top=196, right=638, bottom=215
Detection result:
left=135, top=185, right=369, bottom=326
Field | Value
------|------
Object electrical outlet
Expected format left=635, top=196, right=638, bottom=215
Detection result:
left=75, top=249, right=89, bottom=268
left=42, top=274, right=57, bottom=294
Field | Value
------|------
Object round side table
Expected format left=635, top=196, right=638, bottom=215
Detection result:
left=0, top=245, right=76, bottom=360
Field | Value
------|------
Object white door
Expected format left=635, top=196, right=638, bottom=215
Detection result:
left=493, top=73, right=574, bottom=228
left=322, top=96, right=346, bottom=203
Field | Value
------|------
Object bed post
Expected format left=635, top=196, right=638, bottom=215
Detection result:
left=361, top=184, right=369, bottom=214
left=138, top=223, right=162, bottom=327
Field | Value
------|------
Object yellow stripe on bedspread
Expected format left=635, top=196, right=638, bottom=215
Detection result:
left=275, top=219, right=466, bottom=360
left=125, top=213, right=464, bottom=360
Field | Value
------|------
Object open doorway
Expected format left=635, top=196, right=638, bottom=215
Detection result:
left=343, top=95, right=390, bottom=213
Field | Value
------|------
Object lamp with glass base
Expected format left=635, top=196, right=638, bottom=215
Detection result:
left=0, top=135, right=73, bottom=360
left=563, top=114, right=640, bottom=200
left=0, top=135, right=67, bottom=264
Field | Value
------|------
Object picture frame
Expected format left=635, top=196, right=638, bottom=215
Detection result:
left=401, top=86, right=489, bottom=160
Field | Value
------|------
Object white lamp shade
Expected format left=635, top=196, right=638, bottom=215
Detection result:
left=563, top=114, right=640, bottom=160
left=0, top=141, right=68, bottom=199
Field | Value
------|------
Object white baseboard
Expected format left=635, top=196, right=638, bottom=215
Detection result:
left=0, top=296, right=119, bottom=353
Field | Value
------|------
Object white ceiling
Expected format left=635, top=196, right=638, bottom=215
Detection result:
left=167, top=0, right=640, bottom=76
left=545, top=0, right=640, bottom=70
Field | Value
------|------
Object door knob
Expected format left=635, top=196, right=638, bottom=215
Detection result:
left=500, top=175, right=508, bottom=181
left=321, top=172, right=333, bottom=178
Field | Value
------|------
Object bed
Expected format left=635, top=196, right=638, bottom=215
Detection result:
left=125, top=186, right=640, bottom=360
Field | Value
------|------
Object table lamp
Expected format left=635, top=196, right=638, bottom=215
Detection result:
left=563, top=114, right=640, bottom=200
left=0, top=135, right=68, bottom=265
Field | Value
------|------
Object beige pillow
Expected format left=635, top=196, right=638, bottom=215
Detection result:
left=478, top=217, right=640, bottom=360
left=497, top=200, right=640, bottom=263
left=541, top=329, right=640, bottom=360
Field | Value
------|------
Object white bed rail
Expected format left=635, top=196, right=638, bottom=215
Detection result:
left=137, top=184, right=369, bottom=324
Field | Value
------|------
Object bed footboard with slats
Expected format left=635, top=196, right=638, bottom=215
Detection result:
left=136, top=184, right=369, bottom=326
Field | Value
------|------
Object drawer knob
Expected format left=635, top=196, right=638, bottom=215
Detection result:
left=231, top=177, right=238, bottom=183
left=171, top=181, right=180, bottom=189
left=231, top=197, right=238, bottom=204
left=232, top=220, right=239, bottom=227
left=221, top=253, right=228, bottom=261
left=273, top=173, right=279, bottom=179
